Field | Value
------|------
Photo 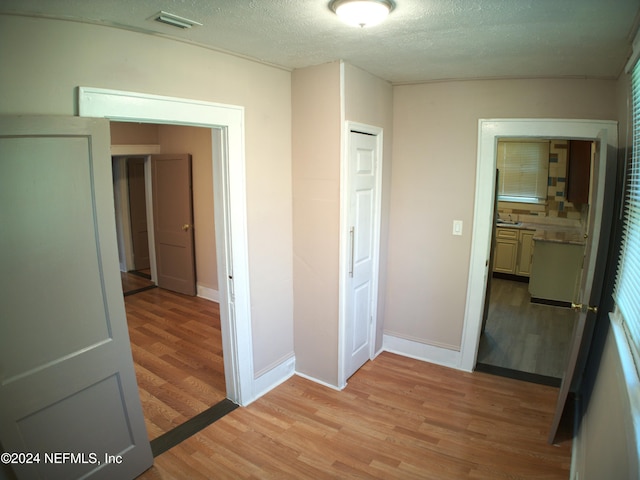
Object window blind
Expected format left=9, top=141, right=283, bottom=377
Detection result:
left=496, top=141, right=549, bottom=203
left=615, top=60, right=640, bottom=363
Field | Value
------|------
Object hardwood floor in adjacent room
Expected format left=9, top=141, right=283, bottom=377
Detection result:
left=124, top=287, right=226, bottom=441
left=136, top=352, right=571, bottom=479
left=477, top=278, right=576, bottom=379
left=121, top=270, right=155, bottom=295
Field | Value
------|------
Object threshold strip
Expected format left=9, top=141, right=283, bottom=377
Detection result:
left=129, top=270, right=152, bottom=280
left=123, top=285, right=157, bottom=297
left=150, top=398, right=239, bottom=457
left=475, top=363, right=561, bottom=387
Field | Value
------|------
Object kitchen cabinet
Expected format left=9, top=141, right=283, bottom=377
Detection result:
left=493, top=227, right=518, bottom=274
left=516, top=230, right=535, bottom=277
left=567, top=140, right=592, bottom=205
left=493, top=227, right=535, bottom=277
left=529, top=241, right=584, bottom=303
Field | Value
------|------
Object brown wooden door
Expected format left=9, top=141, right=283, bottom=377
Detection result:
left=151, top=154, right=196, bottom=296
left=127, top=157, right=150, bottom=270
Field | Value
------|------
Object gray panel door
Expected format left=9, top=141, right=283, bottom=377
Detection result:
left=0, top=116, right=153, bottom=479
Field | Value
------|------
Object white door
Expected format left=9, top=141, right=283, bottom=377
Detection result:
left=344, top=130, right=380, bottom=379
left=0, top=116, right=153, bottom=479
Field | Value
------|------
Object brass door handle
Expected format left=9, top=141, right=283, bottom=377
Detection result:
left=182, top=224, right=191, bottom=231
left=571, top=303, right=598, bottom=314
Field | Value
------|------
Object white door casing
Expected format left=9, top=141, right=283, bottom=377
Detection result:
left=128, top=157, right=151, bottom=271
left=0, top=116, right=153, bottom=479
left=461, top=119, right=618, bottom=372
left=79, top=87, right=254, bottom=406
left=340, top=123, right=383, bottom=387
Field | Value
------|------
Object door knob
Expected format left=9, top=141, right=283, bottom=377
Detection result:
left=571, top=303, right=598, bottom=314
left=182, top=224, right=191, bottom=231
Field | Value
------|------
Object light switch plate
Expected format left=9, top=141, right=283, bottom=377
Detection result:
left=453, top=220, right=463, bottom=236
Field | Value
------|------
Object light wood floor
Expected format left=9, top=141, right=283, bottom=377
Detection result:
left=477, top=278, right=576, bottom=378
left=136, top=352, right=571, bottom=479
left=124, top=287, right=227, bottom=440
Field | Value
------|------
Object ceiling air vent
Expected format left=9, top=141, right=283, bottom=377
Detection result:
left=153, top=11, right=202, bottom=29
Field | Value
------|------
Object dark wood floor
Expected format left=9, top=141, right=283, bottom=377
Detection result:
left=123, top=285, right=227, bottom=440
left=136, top=352, right=571, bottom=479
left=477, top=278, right=576, bottom=378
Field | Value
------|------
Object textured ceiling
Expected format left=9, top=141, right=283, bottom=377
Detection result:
left=2, top=0, right=639, bottom=84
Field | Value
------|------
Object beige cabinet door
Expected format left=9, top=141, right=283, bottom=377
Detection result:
left=0, top=116, right=152, bottom=479
left=493, top=228, right=518, bottom=274
left=516, top=230, right=535, bottom=277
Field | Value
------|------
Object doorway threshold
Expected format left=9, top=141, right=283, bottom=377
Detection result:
left=475, top=363, right=561, bottom=387
left=123, top=285, right=157, bottom=297
left=150, top=398, right=239, bottom=457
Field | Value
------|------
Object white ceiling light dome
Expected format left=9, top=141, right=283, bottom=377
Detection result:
left=329, top=0, right=395, bottom=28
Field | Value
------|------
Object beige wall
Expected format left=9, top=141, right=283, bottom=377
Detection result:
left=0, top=14, right=294, bottom=378
left=387, top=78, right=618, bottom=350
left=576, top=329, right=638, bottom=479
left=291, top=62, right=393, bottom=385
left=292, top=62, right=342, bottom=385
left=110, top=122, right=159, bottom=145
left=344, top=63, right=393, bottom=352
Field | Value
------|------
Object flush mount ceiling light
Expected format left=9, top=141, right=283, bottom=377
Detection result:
left=153, top=11, right=202, bottom=29
left=329, top=0, right=395, bottom=28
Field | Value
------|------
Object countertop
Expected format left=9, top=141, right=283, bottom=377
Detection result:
left=496, top=221, right=586, bottom=246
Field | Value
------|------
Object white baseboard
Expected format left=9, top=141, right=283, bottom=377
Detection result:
left=251, top=354, right=296, bottom=402
left=248, top=337, right=465, bottom=404
left=294, top=371, right=343, bottom=391
left=197, top=285, right=220, bottom=303
left=382, top=334, right=463, bottom=370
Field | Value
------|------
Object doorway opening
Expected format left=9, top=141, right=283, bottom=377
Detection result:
left=461, top=119, right=617, bottom=373
left=109, top=122, right=229, bottom=447
left=476, top=138, right=593, bottom=386
left=79, top=86, right=255, bottom=410
left=462, top=118, right=617, bottom=443
left=113, top=155, right=156, bottom=296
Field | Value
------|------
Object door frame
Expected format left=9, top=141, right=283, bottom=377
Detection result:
left=79, top=87, right=254, bottom=406
left=112, top=155, right=157, bottom=281
left=338, top=121, right=384, bottom=388
left=460, top=118, right=618, bottom=372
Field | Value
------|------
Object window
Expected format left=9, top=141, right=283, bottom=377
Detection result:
left=496, top=140, right=549, bottom=203
left=614, top=60, right=640, bottom=367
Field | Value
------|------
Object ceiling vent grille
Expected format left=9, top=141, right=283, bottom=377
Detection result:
left=153, top=11, right=202, bottom=29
